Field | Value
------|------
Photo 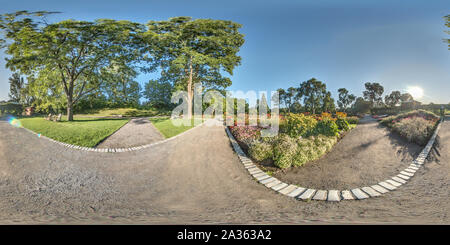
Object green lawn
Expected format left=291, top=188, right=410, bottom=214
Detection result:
left=75, top=107, right=170, bottom=118
left=149, top=117, right=202, bottom=138
left=19, top=117, right=129, bottom=147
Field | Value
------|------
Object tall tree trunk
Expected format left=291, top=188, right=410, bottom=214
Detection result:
left=67, top=97, right=74, bottom=121
left=186, top=57, right=193, bottom=119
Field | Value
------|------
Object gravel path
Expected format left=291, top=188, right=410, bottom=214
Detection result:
left=0, top=118, right=448, bottom=224
left=96, top=118, right=164, bottom=149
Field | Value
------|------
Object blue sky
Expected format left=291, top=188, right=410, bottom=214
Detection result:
left=0, top=0, right=449, bottom=104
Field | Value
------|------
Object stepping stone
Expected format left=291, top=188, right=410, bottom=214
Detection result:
left=271, top=182, right=288, bottom=191
left=248, top=167, right=260, bottom=173
left=265, top=180, right=281, bottom=188
left=245, top=164, right=256, bottom=169
left=278, top=185, right=298, bottom=195
left=312, top=190, right=327, bottom=201
left=404, top=168, right=416, bottom=174
left=327, top=190, right=341, bottom=202
left=409, top=165, right=420, bottom=170
left=397, top=174, right=410, bottom=180
left=400, top=171, right=414, bottom=177
left=361, top=186, right=381, bottom=197
left=255, top=174, right=271, bottom=181
left=287, top=187, right=306, bottom=198
left=252, top=172, right=266, bottom=178
left=351, top=188, right=370, bottom=200
left=379, top=181, right=397, bottom=191
left=341, top=190, right=354, bottom=200
left=371, top=184, right=389, bottom=194
left=298, top=189, right=316, bottom=200
left=259, top=177, right=277, bottom=185
left=249, top=170, right=263, bottom=176
left=386, top=179, right=402, bottom=187
left=392, top=176, right=407, bottom=184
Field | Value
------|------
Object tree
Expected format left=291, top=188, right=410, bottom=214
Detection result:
left=0, top=11, right=144, bottom=120
left=445, top=15, right=449, bottom=49
left=363, top=82, right=384, bottom=107
left=286, top=87, right=297, bottom=113
left=352, top=97, right=371, bottom=114
left=145, top=17, right=244, bottom=118
left=143, top=78, right=174, bottom=108
left=276, top=88, right=286, bottom=110
left=8, top=73, right=24, bottom=103
left=400, top=93, right=414, bottom=104
left=337, top=88, right=356, bottom=111
left=322, top=91, right=336, bottom=113
left=384, top=91, right=401, bottom=107
left=297, top=78, right=329, bottom=114
left=102, top=64, right=141, bottom=107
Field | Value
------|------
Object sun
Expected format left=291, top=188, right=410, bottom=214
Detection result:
left=407, top=86, right=424, bottom=99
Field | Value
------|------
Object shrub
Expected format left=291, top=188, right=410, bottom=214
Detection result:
left=346, top=116, right=359, bottom=125
left=392, top=117, right=435, bottom=146
left=272, top=135, right=297, bottom=169
left=282, top=113, right=317, bottom=138
left=248, top=140, right=273, bottom=161
left=230, top=126, right=261, bottom=146
left=313, top=118, right=339, bottom=137
left=336, top=118, right=350, bottom=131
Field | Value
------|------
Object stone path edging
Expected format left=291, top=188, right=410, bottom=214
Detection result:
left=17, top=120, right=207, bottom=153
left=225, top=119, right=443, bottom=202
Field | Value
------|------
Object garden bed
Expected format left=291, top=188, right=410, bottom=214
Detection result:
left=380, top=110, right=440, bottom=146
left=229, top=112, right=357, bottom=174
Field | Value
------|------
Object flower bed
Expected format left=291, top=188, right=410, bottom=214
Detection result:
left=229, top=112, right=353, bottom=169
left=380, top=110, right=440, bottom=146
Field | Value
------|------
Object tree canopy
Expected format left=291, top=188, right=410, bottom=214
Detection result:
left=144, top=17, right=245, bottom=117
left=363, top=82, right=384, bottom=107
left=337, top=88, right=356, bottom=111
left=0, top=11, right=145, bottom=120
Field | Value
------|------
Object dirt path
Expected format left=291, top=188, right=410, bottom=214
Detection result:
left=0, top=118, right=448, bottom=224
left=273, top=116, right=421, bottom=189
left=96, top=118, right=164, bottom=149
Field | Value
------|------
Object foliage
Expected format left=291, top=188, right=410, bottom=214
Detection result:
left=0, top=11, right=145, bottom=121
left=272, top=135, right=297, bottom=169
left=313, top=118, right=339, bottom=137
left=337, top=88, right=356, bottom=111
left=75, top=107, right=171, bottom=117
left=0, top=102, right=23, bottom=116
left=143, top=78, right=174, bottom=108
left=380, top=109, right=439, bottom=127
left=352, top=97, right=372, bottom=114
left=346, top=116, right=360, bottom=124
left=336, top=118, right=350, bottom=131
left=145, top=17, right=245, bottom=117
left=282, top=113, right=317, bottom=138
left=363, top=82, right=384, bottom=107
left=229, top=125, right=261, bottom=146
left=19, top=117, right=129, bottom=147
left=297, top=78, right=332, bottom=114
left=392, top=117, right=436, bottom=146
left=445, top=15, right=449, bottom=49
left=248, top=140, right=273, bottom=162
left=385, top=91, right=401, bottom=107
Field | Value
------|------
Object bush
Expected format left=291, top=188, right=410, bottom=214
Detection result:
left=381, top=109, right=439, bottom=128
left=248, top=140, right=273, bottom=161
left=392, top=117, right=435, bottom=146
left=336, top=118, right=350, bottom=131
left=0, top=102, right=23, bottom=116
left=346, top=116, right=359, bottom=125
left=230, top=126, right=261, bottom=147
left=313, top=118, right=339, bottom=137
left=272, top=135, right=297, bottom=169
left=282, top=113, right=317, bottom=138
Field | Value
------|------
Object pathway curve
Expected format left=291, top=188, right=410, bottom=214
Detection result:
left=96, top=118, right=164, bottom=149
left=0, top=118, right=448, bottom=224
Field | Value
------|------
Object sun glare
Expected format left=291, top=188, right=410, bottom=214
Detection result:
left=407, top=86, right=424, bottom=99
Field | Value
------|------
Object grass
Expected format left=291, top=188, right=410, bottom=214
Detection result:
left=75, top=107, right=171, bottom=118
left=149, top=117, right=203, bottom=138
left=19, top=117, right=129, bottom=147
